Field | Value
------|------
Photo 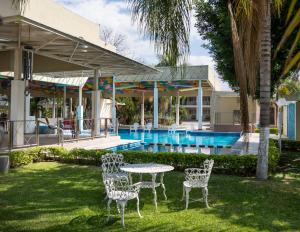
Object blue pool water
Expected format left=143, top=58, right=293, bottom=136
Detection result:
left=118, top=129, right=240, bottom=147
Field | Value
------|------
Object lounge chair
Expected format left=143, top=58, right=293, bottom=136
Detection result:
left=168, top=124, right=177, bottom=134
left=130, top=123, right=139, bottom=132
left=144, top=123, right=152, bottom=133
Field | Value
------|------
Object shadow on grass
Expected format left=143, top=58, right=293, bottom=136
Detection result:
left=1, top=162, right=300, bottom=231
left=163, top=171, right=300, bottom=231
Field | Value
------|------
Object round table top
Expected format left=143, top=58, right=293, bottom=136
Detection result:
left=120, top=163, right=174, bottom=174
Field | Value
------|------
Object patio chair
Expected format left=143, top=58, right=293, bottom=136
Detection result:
left=144, top=122, right=152, bottom=133
left=168, top=124, right=177, bottom=134
left=130, top=123, right=139, bottom=133
left=104, top=176, right=143, bottom=227
left=182, top=159, right=214, bottom=209
left=101, top=153, right=128, bottom=182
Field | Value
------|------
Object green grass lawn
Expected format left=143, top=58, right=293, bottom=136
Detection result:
left=0, top=157, right=300, bottom=232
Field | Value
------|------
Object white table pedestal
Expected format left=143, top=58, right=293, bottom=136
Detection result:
left=121, top=163, right=174, bottom=210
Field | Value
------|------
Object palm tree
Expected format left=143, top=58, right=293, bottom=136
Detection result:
left=128, top=0, right=193, bottom=67
left=256, top=0, right=272, bottom=180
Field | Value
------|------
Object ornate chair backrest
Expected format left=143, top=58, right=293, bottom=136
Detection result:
left=104, top=176, right=139, bottom=201
left=101, top=153, right=125, bottom=178
left=185, top=159, right=214, bottom=187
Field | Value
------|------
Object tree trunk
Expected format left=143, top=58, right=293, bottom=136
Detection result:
left=257, top=0, right=271, bottom=180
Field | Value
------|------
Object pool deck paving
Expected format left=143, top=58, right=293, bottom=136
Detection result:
left=62, top=136, right=139, bottom=150
left=231, top=133, right=259, bottom=155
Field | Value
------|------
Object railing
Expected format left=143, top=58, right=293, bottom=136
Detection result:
left=0, top=118, right=112, bottom=151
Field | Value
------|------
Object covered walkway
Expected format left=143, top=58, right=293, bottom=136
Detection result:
left=0, top=0, right=157, bottom=150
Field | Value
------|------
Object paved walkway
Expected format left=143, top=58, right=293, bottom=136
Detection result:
left=62, top=136, right=138, bottom=150
left=231, top=133, right=259, bottom=155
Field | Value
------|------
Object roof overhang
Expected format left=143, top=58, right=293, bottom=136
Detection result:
left=115, top=66, right=212, bottom=83
left=0, top=0, right=158, bottom=76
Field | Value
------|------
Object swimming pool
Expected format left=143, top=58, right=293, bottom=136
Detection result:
left=118, top=129, right=240, bottom=147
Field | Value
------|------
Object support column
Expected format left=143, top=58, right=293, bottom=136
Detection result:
left=210, top=91, right=216, bottom=130
left=153, top=81, right=159, bottom=129
left=25, top=94, right=31, bottom=121
left=141, top=91, right=145, bottom=127
left=197, top=80, right=203, bottom=130
left=10, top=47, right=25, bottom=147
left=52, top=97, right=56, bottom=118
left=76, top=86, right=83, bottom=133
left=70, top=98, right=73, bottom=117
left=176, top=92, right=180, bottom=126
left=92, top=70, right=101, bottom=136
left=24, top=93, right=32, bottom=134
left=112, top=76, right=117, bottom=132
left=63, top=86, right=67, bottom=118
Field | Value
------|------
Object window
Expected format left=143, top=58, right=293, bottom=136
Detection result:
left=203, top=96, right=210, bottom=106
left=203, top=108, right=210, bottom=121
left=233, top=110, right=241, bottom=124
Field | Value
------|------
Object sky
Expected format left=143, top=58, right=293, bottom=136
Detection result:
left=56, top=0, right=231, bottom=90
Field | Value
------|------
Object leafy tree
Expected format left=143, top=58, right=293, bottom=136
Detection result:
left=195, top=0, right=299, bottom=95
left=116, top=97, right=140, bottom=125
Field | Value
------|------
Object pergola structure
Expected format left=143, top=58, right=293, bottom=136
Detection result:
left=114, top=66, right=216, bottom=129
left=2, top=65, right=216, bottom=129
left=14, top=66, right=216, bottom=130
left=0, top=0, right=157, bottom=147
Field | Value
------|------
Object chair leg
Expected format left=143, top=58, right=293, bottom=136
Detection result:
left=107, top=198, right=112, bottom=221
left=118, top=200, right=127, bottom=228
left=181, top=184, right=185, bottom=201
left=136, top=196, right=143, bottom=218
left=203, top=187, right=209, bottom=208
left=185, top=187, right=191, bottom=210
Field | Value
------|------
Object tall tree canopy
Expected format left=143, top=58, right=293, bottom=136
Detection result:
left=195, top=0, right=299, bottom=96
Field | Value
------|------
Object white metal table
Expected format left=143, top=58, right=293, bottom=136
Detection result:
left=120, top=163, right=174, bottom=209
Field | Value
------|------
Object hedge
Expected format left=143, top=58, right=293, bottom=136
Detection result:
left=280, top=139, right=300, bottom=152
left=1, top=139, right=280, bottom=177
left=255, top=128, right=278, bottom=134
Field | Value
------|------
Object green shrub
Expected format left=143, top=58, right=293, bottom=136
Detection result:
left=255, top=128, right=278, bottom=134
left=4, top=139, right=280, bottom=176
left=9, top=150, right=33, bottom=168
left=268, top=139, right=280, bottom=172
left=280, top=139, right=300, bottom=151
left=119, top=151, right=257, bottom=176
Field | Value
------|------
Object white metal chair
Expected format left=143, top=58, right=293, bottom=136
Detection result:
left=101, top=153, right=128, bottom=182
left=130, top=123, right=139, bottom=133
left=104, top=176, right=142, bottom=227
left=168, top=124, right=177, bottom=134
left=182, top=159, right=214, bottom=209
left=145, top=123, right=152, bottom=133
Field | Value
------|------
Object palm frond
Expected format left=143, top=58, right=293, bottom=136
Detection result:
left=273, top=0, right=283, bottom=16
left=275, top=1, right=300, bottom=76
left=276, top=7, right=300, bottom=53
left=12, top=0, right=28, bottom=13
left=283, top=50, right=300, bottom=76
left=127, top=0, right=192, bottom=66
left=285, top=0, right=297, bottom=24
left=228, top=1, right=250, bottom=133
